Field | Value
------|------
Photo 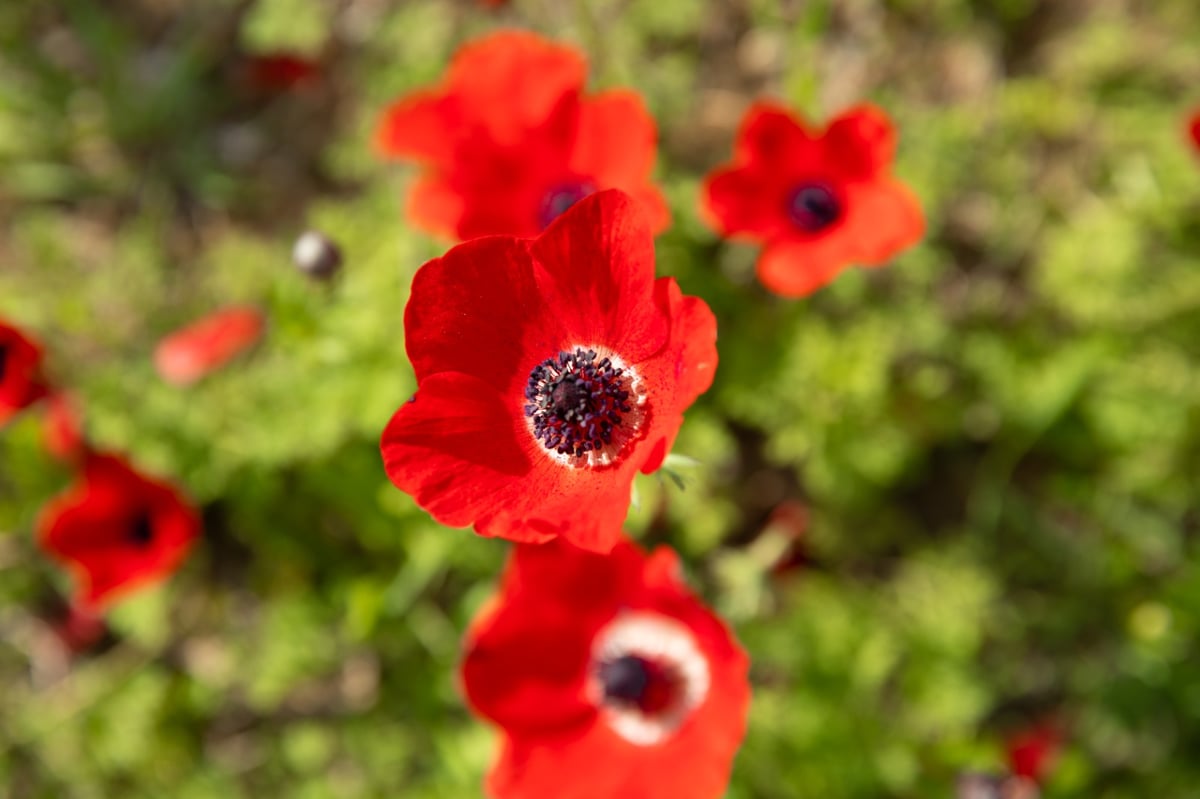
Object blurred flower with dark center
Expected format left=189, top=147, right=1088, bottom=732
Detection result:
left=154, top=305, right=266, bottom=386
left=37, top=452, right=200, bottom=610
left=380, top=190, right=716, bottom=553
left=462, top=537, right=750, bottom=799
left=702, top=103, right=924, bottom=297
left=375, top=30, right=669, bottom=240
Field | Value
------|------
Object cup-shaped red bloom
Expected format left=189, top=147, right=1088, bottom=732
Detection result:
left=154, top=305, right=265, bottom=386
left=375, top=31, right=669, bottom=240
left=38, top=452, right=200, bottom=610
left=702, top=103, right=924, bottom=297
left=462, top=538, right=750, bottom=799
left=380, top=190, right=716, bottom=553
left=0, top=320, right=49, bottom=427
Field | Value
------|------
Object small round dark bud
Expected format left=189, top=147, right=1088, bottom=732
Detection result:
left=292, top=230, right=343, bottom=280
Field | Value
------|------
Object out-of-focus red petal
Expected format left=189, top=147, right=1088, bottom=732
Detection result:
left=405, top=173, right=469, bottom=239
left=756, top=237, right=851, bottom=298
left=154, top=306, right=265, bottom=386
left=1007, top=724, right=1061, bottom=783
left=375, top=93, right=457, bottom=163
left=37, top=453, right=199, bottom=609
left=822, top=104, right=897, bottom=179
left=736, top=102, right=817, bottom=167
left=839, top=178, right=925, bottom=266
left=42, top=392, right=86, bottom=463
left=1187, top=110, right=1200, bottom=154
left=0, top=320, right=49, bottom=426
left=445, top=31, right=587, bottom=148
left=701, top=165, right=792, bottom=240
left=570, top=90, right=656, bottom=189
left=530, top=190, right=666, bottom=364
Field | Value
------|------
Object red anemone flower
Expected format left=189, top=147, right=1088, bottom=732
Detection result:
left=702, top=102, right=924, bottom=297
left=380, top=190, right=716, bottom=553
left=1006, top=723, right=1060, bottom=784
left=154, top=305, right=265, bottom=386
left=375, top=30, right=669, bottom=240
left=462, top=538, right=750, bottom=799
left=0, top=319, right=49, bottom=427
left=38, top=452, right=200, bottom=610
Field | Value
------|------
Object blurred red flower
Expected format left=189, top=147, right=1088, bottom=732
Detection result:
left=154, top=305, right=265, bottom=386
left=1006, top=723, right=1060, bottom=784
left=380, top=190, right=716, bottom=553
left=375, top=30, right=669, bottom=240
left=1188, top=110, right=1200, bottom=154
left=702, top=103, right=924, bottom=297
left=0, top=319, right=49, bottom=427
left=243, top=52, right=321, bottom=91
left=38, top=452, right=200, bottom=610
left=462, top=538, right=750, bottom=799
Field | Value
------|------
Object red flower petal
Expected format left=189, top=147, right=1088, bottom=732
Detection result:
left=1188, top=110, right=1200, bottom=154
left=702, top=165, right=792, bottom=240
left=1006, top=723, right=1061, bottom=783
left=822, top=104, right=897, bottom=179
left=756, top=237, right=851, bottom=298
left=569, top=91, right=670, bottom=233
left=154, top=306, right=265, bottom=386
left=0, top=319, right=49, bottom=427
left=38, top=452, right=200, bottom=609
left=42, top=391, right=86, bottom=463
left=529, top=190, right=667, bottom=364
left=735, top=102, right=818, bottom=169
left=840, top=178, right=926, bottom=266
left=464, top=539, right=751, bottom=799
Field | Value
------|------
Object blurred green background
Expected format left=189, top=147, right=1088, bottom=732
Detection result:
left=3, top=0, right=1200, bottom=796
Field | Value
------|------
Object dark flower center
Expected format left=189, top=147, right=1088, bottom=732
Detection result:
left=598, top=655, right=676, bottom=714
left=128, top=512, right=155, bottom=547
left=524, top=348, right=638, bottom=463
left=538, top=180, right=595, bottom=229
left=0, top=343, right=8, bottom=383
left=787, top=183, right=841, bottom=232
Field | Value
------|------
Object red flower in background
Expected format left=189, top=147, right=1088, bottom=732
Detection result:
left=0, top=320, right=49, bottom=426
left=462, top=538, right=750, bottom=799
left=154, top=305, right=265, bottom=386
left=38, top=452, right=200, bottom=609
left=243, top=52, right=321, bottom=92
left=1188, top=110, right=1200, bottom=155
left=380, top=190, right=716, bottom=553
left=703, top=103, right=924, bottom=297
left=1006, top=723, right=1060, bottom=784
left=375, top=31, right=669, bottom=240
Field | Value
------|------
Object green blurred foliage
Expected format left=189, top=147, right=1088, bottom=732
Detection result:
left=3, top=0, right=1200, bottom=796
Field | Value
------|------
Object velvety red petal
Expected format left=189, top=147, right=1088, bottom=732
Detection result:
left=822, top=104, right=897, bottom=179
left=627, top=185, right=671, bottom=235
left=404, top=238, right=564, bottom=392
left=569, top=90, right=657, bottom=189
left=633, top=278, right=717, bottom=474
left=839, top=177, right=925, bottom=266
left=446, top=32, right=587, bottom=148
left=379, top=372, right=542, bottom=534
left=756, top=236, right=852, bottom=298
left=154, top=306, right=265, bottom=386
left=529, top=190, right=667, bottom=364
left=701, top=165, right=792, bottom=240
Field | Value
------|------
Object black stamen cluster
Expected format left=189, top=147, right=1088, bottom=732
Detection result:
left=525, top=348, right=632, bottom=458
left=599, top=654, right=653, bottom=706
